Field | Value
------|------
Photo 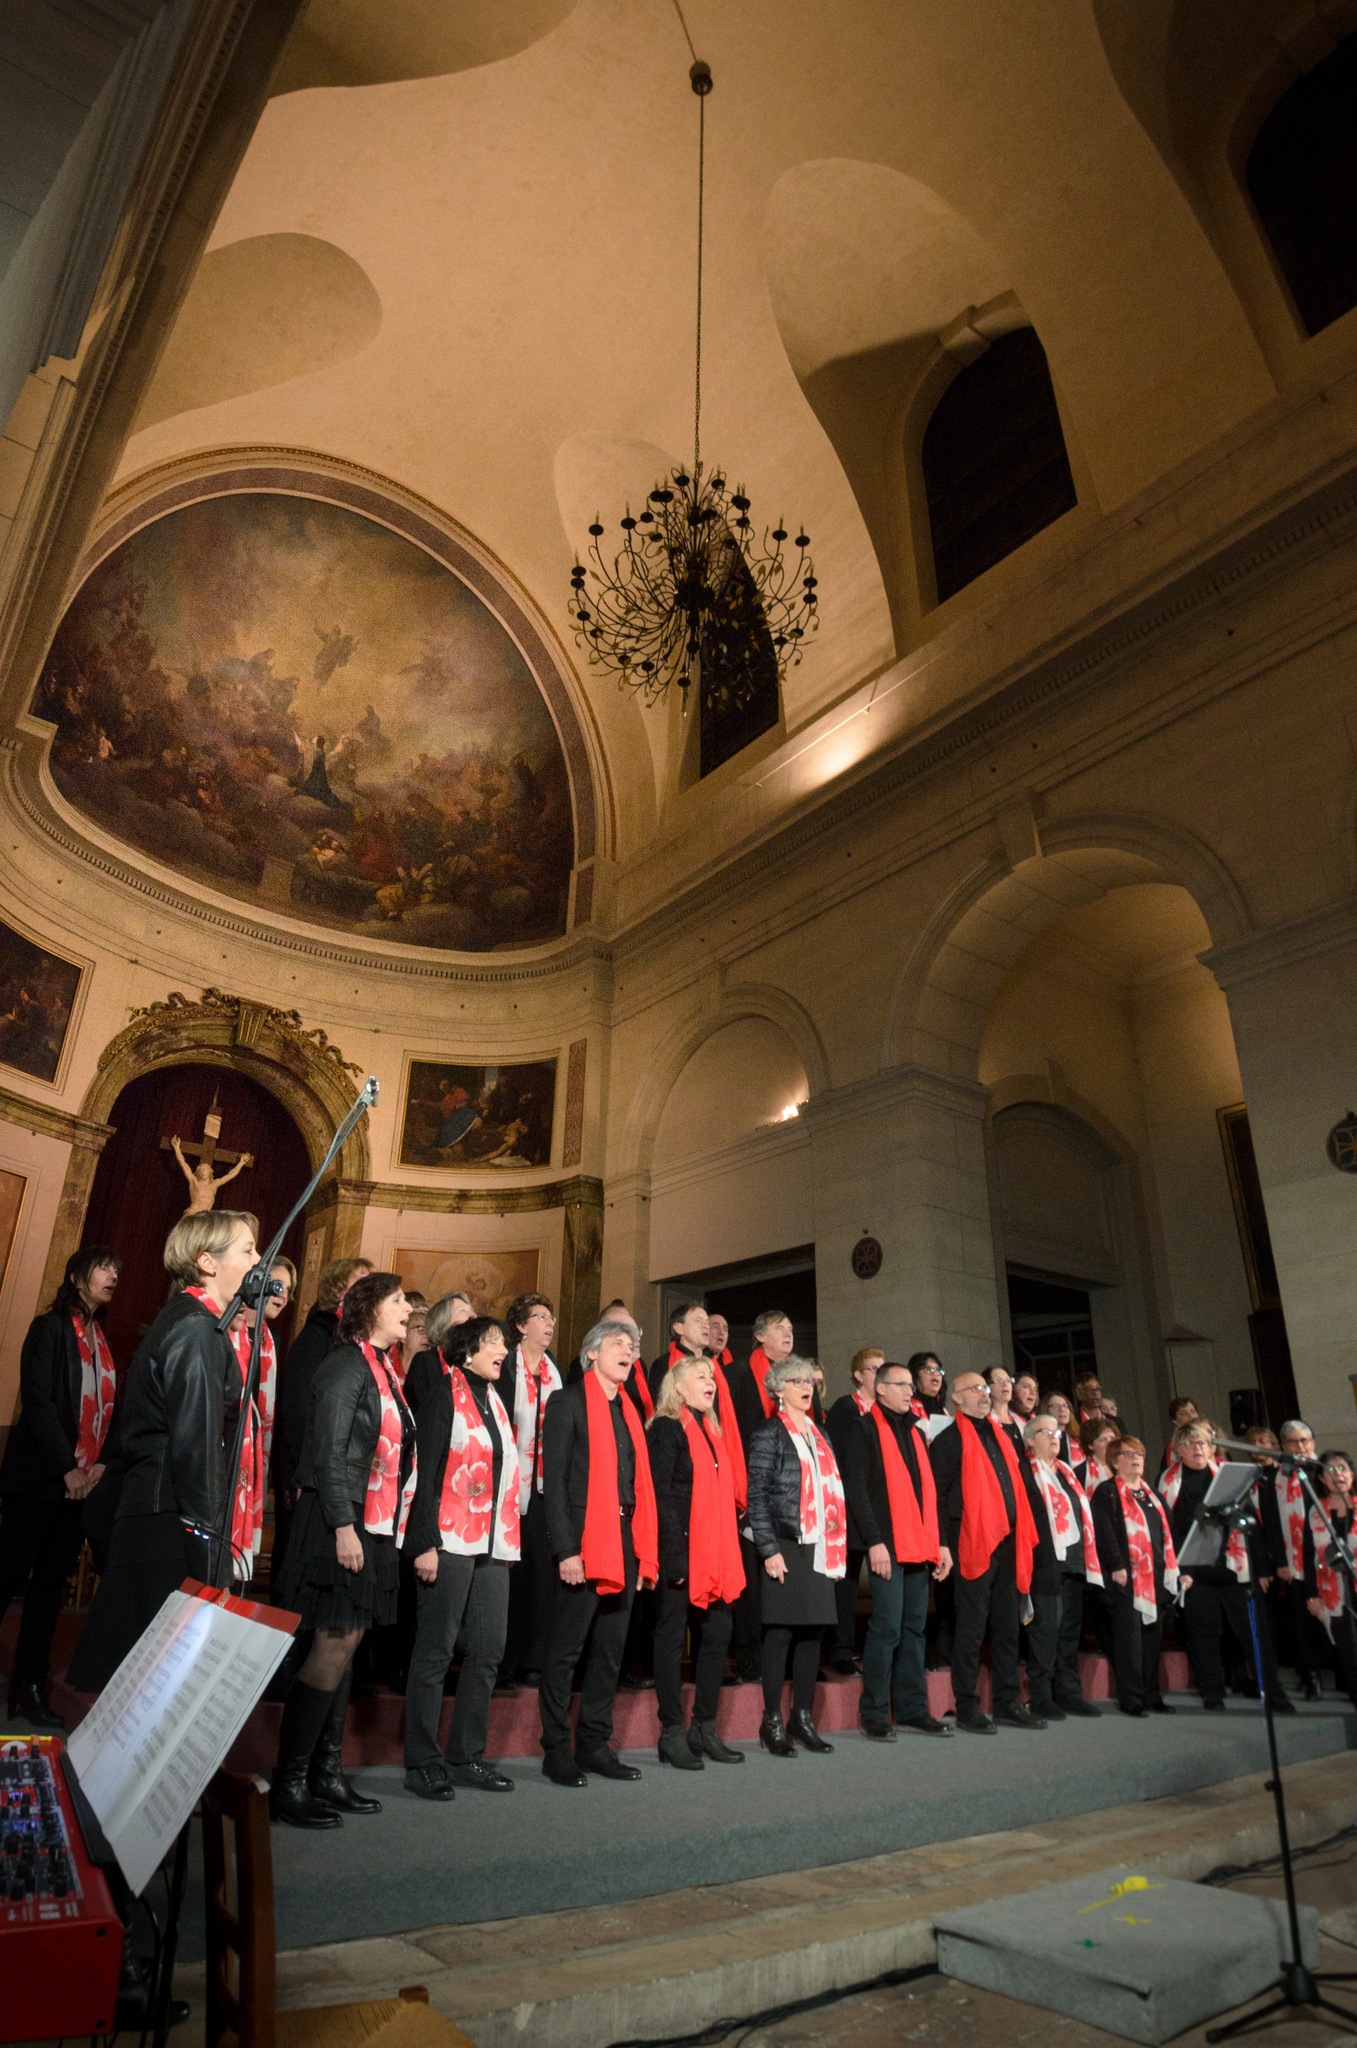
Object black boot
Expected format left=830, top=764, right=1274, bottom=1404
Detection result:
left=786, top=1707, right=834, bottom=1753
left=759, top=1711, right=797, bottom=1757
left=659, top=1723, right=704, bottom=1770
left=7, top=1679, right=63, bottom=1730
left=308, top=1672, right=381, bottom=1814
left=270, top=1682, right=343, bottom=1828
left=689, top=1718, right=744, bottom=1763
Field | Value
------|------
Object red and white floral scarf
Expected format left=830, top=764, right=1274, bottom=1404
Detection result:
left=71, top=1314, right=115, bottom=1471
left=780, top=1413, right=847, bottom=1579
left=1308, top=1501, right=1347, bottom=1636
left=1278, top=1467, right=1306, bottom=1576
left=362, top=1341, right=417, bottom=1544
left=439, top=1365, right=520, bottom=1561
left=1029, top=1455, right=1103, bottom=1585
left=184, top=1286, right=274, bottom=1577
left=1159, top=1458, right=1249, bottom=1582
left=511, top=1345, right=561, bottom=1510
left=1117, top=1477, right=1179, bottom=1622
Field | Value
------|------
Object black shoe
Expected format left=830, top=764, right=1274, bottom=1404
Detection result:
left=1302, top=1674, right=1323, bottom=1702
left=617, top=1670, right=655, bottom=1691
left=270, top=1762, right=342, bottom=1828
left=829, top=1657, right=859, bottom=1678
left=1056, top=1696, right=1101, bottom=1717
left=786, top=1707, right=834, bottom=1753
left=1269, top=1693, right=1297, bottom=1715
left=736, top=1663, right=762, bottom=1684
left=578, top=1747, right=642, bottom=1780
left=517, top=1669, right=543, bottom=1688
left=6, top=1681, right=63, bottom=1730
left=1029, top=1699, right=1065, bottom=1722
left=899, top=1713, right=953, bottom=1737
left=861, top=1719, right=896, bottom=1741
left=759, top=1711, right=797, bottom=1757
left=720, top=1671, right=742, bottom=1687
left=492, top=1674, right=519, bottom=1695
left=309, top=1760, right=382, bottom=1813
left=543, top=1752, right=587, bottom=1787
left=992, top=1703, right=1047, bottom=1730
left=404, top=1763, right=455, bottom=1801
left=1148, top=1700, right=1176, bottom=1714
left=1203, top=1698, right=1226, bottom=1712
left=659, top=1724, right=704, bottom=1770
left=689, top=1718, right=744, bottom=1763
left=446, top=1760, right=514, bottom=1791
left=1119, top=1704, right=1149, bottom=1717
left=956, top=1709, right=997, bottom=1734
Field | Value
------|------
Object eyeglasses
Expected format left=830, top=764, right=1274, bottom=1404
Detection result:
left=781, top=1375, right=815, bottom=1387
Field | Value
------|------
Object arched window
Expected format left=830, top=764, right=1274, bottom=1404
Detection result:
left=921, top=326, right=1076, bottom=604
left=1246, top=33, right=1357, bottom=338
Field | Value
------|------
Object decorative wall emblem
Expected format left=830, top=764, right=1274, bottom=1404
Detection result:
left=851, top=1235, right=883, bottom=1279
left=1326, top=1110, right=1357, bottom=1173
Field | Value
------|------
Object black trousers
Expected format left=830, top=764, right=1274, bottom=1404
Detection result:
left=951, top=1533, right=1020, bottom=1714
left=653, top=1582, right=732, bottom=1727
left=1027, top=1572, right=1086, bottom=1709
left=0, top=1495, right=87, bottom=1685
left=830, top=1550, right=866, bottom=1663
left=404, top=1552, right=509, bottom=1768
left=538, top=1522, right=636, bottom=1761
left=1331, top=1611, right=1357, bottom=1700
left=1183, top=1574, right=1259, bottom=1705
left=504, top=1490, right=556, bottom=1674
left=1283, top=1577, right=1326, bottom=1681
left=730, top=1536, right=763, bottom=1677
left=761, top=1624, right=822, bottom=1716
left=1109, top=1590, right=1165, bottom=1709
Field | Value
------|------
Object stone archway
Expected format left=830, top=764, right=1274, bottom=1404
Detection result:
left=39, top=987, right=369, bottom=1307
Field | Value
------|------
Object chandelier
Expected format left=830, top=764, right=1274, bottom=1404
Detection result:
left=567, top=40, right=819, bottom=708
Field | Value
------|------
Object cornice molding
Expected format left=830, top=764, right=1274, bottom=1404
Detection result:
left=648, top=1120, right=810, bottom=1202
left=799, top=1064, right=990, bottom=1140
left=0, top=1082, right=113, bottom=1153
left=328, top=1173, right=605, bottom=1217
left=1203, top=899, right=1357, bottom=993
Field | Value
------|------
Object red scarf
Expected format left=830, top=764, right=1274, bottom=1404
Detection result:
left=1308, top=1500, right=1346, bottom=1635
left=439, top=1364, right=519, bottom=1561
left=1159, top=1458, right=1249, bottom=1581
left=185, top=1285, right=272, bottom=1575
left=362, top=1341, right=416, bottom=1544
left=1116, top=1476, right=1179, bottom=1622
left=956, top=1414, right=1038, bottom=1593
left=746, top=1346, right=776, bottom=1421
left=668, top=1343, right=746, bottom=1509
left=1029, top=1455, right=1103, bottom=1584
left=909, top=1396, right=928, bottom=1421
left=852, top=1388, right=872, bottom=1415
left=627, top=1359, right=654, bottom=1419
left=580, top=1372, right=659, bottom=1592
left=679, top=1405, right=744, bottom=1606
left=71, top=1314, right=115, bottom=1471
left=780, top=1412, right=847, bottom=1578
left=712, top=1346, right=732, bottom=1367
left=872, top=1406, right=939, bottom=1564
left=1278, top=1467, right=1306, bottom=1575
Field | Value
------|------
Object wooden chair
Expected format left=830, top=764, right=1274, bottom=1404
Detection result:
left=202, top=1771, right=474, bottom=2048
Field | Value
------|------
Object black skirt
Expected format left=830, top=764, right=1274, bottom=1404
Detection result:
left=759, top=1538, right=838, bottom=1628
left=273, top=1489, right=401, bottom=1631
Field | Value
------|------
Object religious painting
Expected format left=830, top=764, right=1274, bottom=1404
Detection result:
left=398, top=1057, right=557, bottom=1168
left=0, top=1169, right=26, bottom=1296
left=34, top=493, right=575, bottom=951
left=0, top=918, right=82, bottom=1085
left=395, top=1246, right=540, bottom=1321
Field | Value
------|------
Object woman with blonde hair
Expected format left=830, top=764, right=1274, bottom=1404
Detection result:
left=69, top=1208, right=260, bottom=1692
left=647, top=1357, right=746, bottom=1768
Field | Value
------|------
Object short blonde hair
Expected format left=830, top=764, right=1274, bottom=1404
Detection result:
left=651, top=1355, right=720, bottom=1428
left=850, top=1347, right=885, bottom=1382
left=164, top=1209, right=258, bottom=1287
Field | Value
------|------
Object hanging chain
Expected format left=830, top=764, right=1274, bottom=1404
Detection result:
left=695, top=86, right=704, bottom=478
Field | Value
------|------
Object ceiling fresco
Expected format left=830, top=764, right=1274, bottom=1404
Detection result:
left=34, top=492, right=575, bottom=951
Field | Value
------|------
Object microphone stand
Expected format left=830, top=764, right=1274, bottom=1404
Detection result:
left=206, top=1076, right=379, bottom=1587
left=1193, top=1441, right=1357, bottom=2041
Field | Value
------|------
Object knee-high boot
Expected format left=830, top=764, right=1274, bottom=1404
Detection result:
left=308, top=1669, right=382, bottom=1814
left=270, top=1681, right=344, bottom=1829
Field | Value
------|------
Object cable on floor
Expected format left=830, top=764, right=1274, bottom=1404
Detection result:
left=603, top=1961, right=939, bottom=2048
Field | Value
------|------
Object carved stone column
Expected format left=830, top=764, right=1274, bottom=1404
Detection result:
left=556, top=1175, right=604, bottom=1366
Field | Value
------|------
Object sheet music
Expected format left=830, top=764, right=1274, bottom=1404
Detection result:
left=66, top=1582, right=296, bottom=1893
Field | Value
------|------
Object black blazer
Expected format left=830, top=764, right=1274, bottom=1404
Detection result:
left=826, top=1394, right=872, bottom=1547
left=841, top=1406, right=931, bottom=1556
left=542, top=1377, right=651, bottom=1562
left=115, top=1292, right=239, bottom=1530
left=298, top=1342, right=413, bottom=1531
left=1092, top=1479, right=1166, bottom=1599
left=274, top=1305, right=339, bottom=1495
left=0, top=1311, right=88, bottom=1500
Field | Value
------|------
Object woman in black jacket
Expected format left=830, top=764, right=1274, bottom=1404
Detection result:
left=0, top=1246, right=120, bottom=1726
left=270, top=1271, right=414, bottom=1829
left=746, top=1354, right=848, bottom=1758
left=647, top=1356, right=745, bottom=1770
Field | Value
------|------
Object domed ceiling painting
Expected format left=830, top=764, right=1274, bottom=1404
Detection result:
left=35, top=493, right=575, bottom=951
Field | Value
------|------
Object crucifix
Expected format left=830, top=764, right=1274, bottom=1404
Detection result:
left=162, top=1093, right=253, bottom=1214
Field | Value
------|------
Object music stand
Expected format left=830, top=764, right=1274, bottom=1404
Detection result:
left=1178, top=1453, right=1357, bottom=2041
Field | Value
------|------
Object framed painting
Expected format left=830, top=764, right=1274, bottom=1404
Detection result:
left=395, top=1246, right=540, bottom=1321
left=0, top=918, right=82, bottom=1085
left=398, top=1057, right=557, bottom=1169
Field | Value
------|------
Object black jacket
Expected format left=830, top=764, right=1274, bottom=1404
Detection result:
left=274, top=1304, right=340, bottom=1496
left=927, top=1416, right=1017, bottom=1559
left=0, top=1311, right=89, bottom=1500
left=826, top=1394, right=873, bottom=1547
left=115, top=1292, right=239, bottom=1530
left=746, top=1415, right=841, bottom=1559
left=841, top=1405, right=932, bottom=1557
left=403, top=1354, right=505, bottom=1561
left=647, top=1411, right=725, bottom=1582
left=1092, top=1478, right=1166, bottom=1600
left=541, top=1376, right=646, bottom=1563
left=298, top=1341, right=413, bottom=1532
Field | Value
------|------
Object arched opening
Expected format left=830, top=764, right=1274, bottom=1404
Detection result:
left=1245, top=31, right=1357, bottom=338
left=81, top=1063, right=311, bottom=1367
left=920, top=327, right=1077, bottom=603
